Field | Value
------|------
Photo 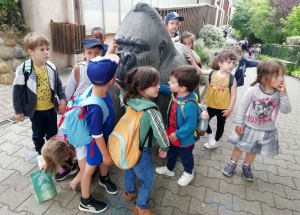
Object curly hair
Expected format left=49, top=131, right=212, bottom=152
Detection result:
left=210, top=49, right=237, bottom=70
left=41, top=136, right=76, bottom=175
left=123, top=66, right=160, bottom=104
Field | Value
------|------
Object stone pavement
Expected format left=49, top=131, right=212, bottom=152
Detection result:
left=0, top=67, right=299, bottom=215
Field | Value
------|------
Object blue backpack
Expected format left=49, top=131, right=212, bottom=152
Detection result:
left=58, top=84, right=108, bottom=148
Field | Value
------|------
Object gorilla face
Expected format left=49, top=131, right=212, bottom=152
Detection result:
left=114, top=36, right=150, bottom=88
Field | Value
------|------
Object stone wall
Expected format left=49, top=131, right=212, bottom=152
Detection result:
left=0, top=31, right=28, bottom=85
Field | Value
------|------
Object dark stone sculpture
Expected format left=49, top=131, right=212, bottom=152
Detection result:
left=109, top=2, right=199, bottom=122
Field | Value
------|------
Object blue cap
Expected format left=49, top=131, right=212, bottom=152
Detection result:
left=87, top=56, right=118, bottom=86
left=82, top=38, right=103, bottom=49
left=165, top=12, right=184, bottom=23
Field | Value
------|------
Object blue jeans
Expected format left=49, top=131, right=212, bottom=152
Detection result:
left=166, top=143, right=194, bottom=174
left=124, top=148, right=154, bottom=209
left=30, top=108, right=57, bottom=155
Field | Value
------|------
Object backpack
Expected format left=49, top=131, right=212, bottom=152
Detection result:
left=209, top=70, right=234, bottom=92
left=58, top=84, right=108, bottom=149
left=171, top=93, right=208, bottom=139
left=107, top=107, right=153, bottom=170
left=23, top=59, right=58, bottom=104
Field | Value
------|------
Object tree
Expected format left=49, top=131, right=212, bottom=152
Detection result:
left=230, top=4, right=251, bottom=38
left=281, top=5, right=300, bottom=37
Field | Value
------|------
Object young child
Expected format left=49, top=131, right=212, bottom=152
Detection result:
left=181, top=31, right=202, bottom=68
left=189, top=50, right=238, bottom=149
left=91, top=27, right=108, bottom=56
left=12, top=32, right=66, bottom=169
left=222, top=60, right=291, bottom=181
left=165, top=12, right=184, bottom=43
left=155, top=65, right=200, bottom=186
left=230, top=46, right=258, bottom=87
left=118, top=67, right=169, bottom=215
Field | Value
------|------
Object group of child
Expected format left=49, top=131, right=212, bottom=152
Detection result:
left=12, top=11, right=291, bottom=215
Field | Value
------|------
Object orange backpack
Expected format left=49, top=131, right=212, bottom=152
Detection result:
left=108, top=107, right=152, bottom=170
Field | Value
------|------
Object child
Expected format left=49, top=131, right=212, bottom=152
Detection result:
left=181, top=31, right=202, bottom=68
left=222, top=60, right=291, bottom=181
left=189, top=50, right=238, bottom=149
left=155, top=65, right=200, bottom=186
left=118, top=67, right=169, bottom=215
left=91, top=27, right=108, bottom=56
left=165, top=12, right=184, bottom=43
left=230, top=46, right=258, bottom=87
left=12, top=32, right=66, bottom=169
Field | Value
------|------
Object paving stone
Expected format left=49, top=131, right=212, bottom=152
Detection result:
left=246, top=187, right=275, bottom=206
left=15, top=137, right=35, bottom=151
left=7, top=158, right=36, bottom=176
left=194, top=165, right=209, bottom=177
left=12, top=147, right=38, bottom=163
left=153, top=174, right=179, bottom=194
left=252, top=161, right=278, bottom=175
left=66, top=192, right=81, bottom=210
left=261, top=203, right=293, bottom=215
left=198, top=157, right=221, bottom=170
left=193, top=147, right=211, bottom=160
left=219, top=180, right=246, bottom=199
left=277, top=166, right=300, bottom=179
left=0, top=151, right=19, bottom=168
left=287, top=142, right=300, bottom=150
left=1, top=171, right=31, bottom=191
left=205, top=187, right=233, bottom=211
left=271, top=153, right=296, bottom=163
left=252, top=169, right=269, bottom=182
left=232, top=196, right=262, bottom=215
left=208, top=166, right=232, bottom=183
left=257, top=179, right=286, bottom=198
left=284, top=185, right=300, bottom=200
left=194, top=173, right=220, bottom=192
left=210, top=152, right=230, bottom=163
left=172, top=208, right=189, bottom=215
left=218, top=205, right=248, bottom=215
left=0, top=187, right=32, bottom=210
left=178, top=184, right=206, bottom=201
left=273, top=193, right=300, bottom=211
left=0, top=185, right=9, bottom=195
left=263, top=156, right=287, bottom=168
left=0, top=131, right=26, bottom=143
left=267, top=172, right=296, bottom=188
left=0, top=205, right=27, bottom=215
left=148, top=200, right=174, bottom=215
left=0, top=141, right=22, bottom=155
left=53, top=187, right=78, bottom=207
left=281, top=147, right=300, bottom=157
left=232, top=173, right=259, bottom=191
left=150, top=187, right=166, bottom=204
left=189, top=196, right=218, bottom=215
left=293, top=178, right=300, bottom=190
left=161, top=189, right=191, bottom=213
left=44, top=202, right=78, bottom=215
left=0, top=167, right=15, bottom=183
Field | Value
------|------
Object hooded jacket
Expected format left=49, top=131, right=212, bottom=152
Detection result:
left=125, top=96, right=169, bottom=152
left=235, top=58, right=258, bottom=87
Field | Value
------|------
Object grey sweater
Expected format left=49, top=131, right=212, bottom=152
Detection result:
left=236, top=84, right=291, bottom=130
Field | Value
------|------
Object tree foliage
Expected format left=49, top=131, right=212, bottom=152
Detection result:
left=281, top=5, right=300, bottom=37
left=199, top=24, right=226, bottom=49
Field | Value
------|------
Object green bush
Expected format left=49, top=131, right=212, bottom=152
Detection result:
left=291, top=70, right=300, bottom=78
left=286, top=36, right=300, bottom=45
left=194, top=39, right=212, bottom=67
left=199, top=24, right=226, bottom=49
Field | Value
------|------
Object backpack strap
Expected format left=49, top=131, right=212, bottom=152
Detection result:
left=81, top=84, right=94, bottom=99
left=208, top=69, right=216, bottom=84
left=246, top=84, right=258, bottom=116
left=22, top=59, right=33, bottom=104
left=73, top=64, right=80, bottom=88
left=229, top=74, right=234, bottom=92
left=82, top=96, right=109, bottom=122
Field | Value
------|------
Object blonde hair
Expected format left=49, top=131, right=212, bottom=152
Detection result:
left=230, top=46, right=242, bottom=55
left=41, top=137, right=75, bottom=175
left=23, top=32, right=50, bottom=51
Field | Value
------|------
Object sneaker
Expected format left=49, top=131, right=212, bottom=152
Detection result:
left=54, top=162, right=78, bottom=181
left=79, top=196, right=108, bottom=213
left=241, top=164, right=254, bottom=181
left=99, top=174, right=118, bottom=194
left=222, top=162, right=237, bottom=177
left=37, top=155, right=43, bottom=169
left=155, top=166, right=175, bottom=177
left=178, top=171, right=194, bottom=186
left=203, top=134, right=219, bottom=149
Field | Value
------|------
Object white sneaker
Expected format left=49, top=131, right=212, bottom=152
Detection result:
left=178, top=171, right=194, bottom=186
left=37, top=155, right=44, bottom=169
left=204, top=134, right=219, bottom=149
left=155, top=166, right=175, bottom=177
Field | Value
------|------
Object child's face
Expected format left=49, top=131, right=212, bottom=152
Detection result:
left=270, top=69, right=284, bottom=90
left=82, top=47, right=102, bottom=63
left=92, top=31, right=106, bottom=44
left=183, top=38, right=193, bottom=49
left=236, top=52, right=242, bottom=61
left=168, top=75, right=182, bottom=93
left=141, top=83, right=160, bottom=99
left=166, top=19, right=179, bottom=35
left=28, top=44, right=50, bottom=63
left=218, top=58, right=236, bottom=74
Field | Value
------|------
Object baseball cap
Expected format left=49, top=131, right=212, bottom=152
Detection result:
left=82, top=38, right=103, bottom=50
left=165, top=12, right=184, bottom=23
left=87, top=55, right=119, bottom=86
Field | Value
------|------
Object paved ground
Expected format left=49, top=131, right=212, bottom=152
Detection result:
left=0, top=67, right=299, bottom=215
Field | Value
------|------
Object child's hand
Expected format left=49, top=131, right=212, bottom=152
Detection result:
left=222, top=109, right=232, bottom=117
left=158, top=148, right=167, bottom=158
left=235, top=126, right=244, bottom=136
left=106, top=41, right=119, bottom=54
left=186, top=54, right=194, bottom=64
left=58, top=99, right=67, bottom=115
left=169, top=132, right=177, bottom=142
left=15, top=114, right=24, bottom=122
left=277, top=81, right=286, bottom=94
left=103, top=154, right=114, bottom=166
left=68, top=181, right=78, bottom=191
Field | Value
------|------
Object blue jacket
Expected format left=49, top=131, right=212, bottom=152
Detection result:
left=235, top=58, right=258, bottom=87
left=159, top=84, right=200, bottom=147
